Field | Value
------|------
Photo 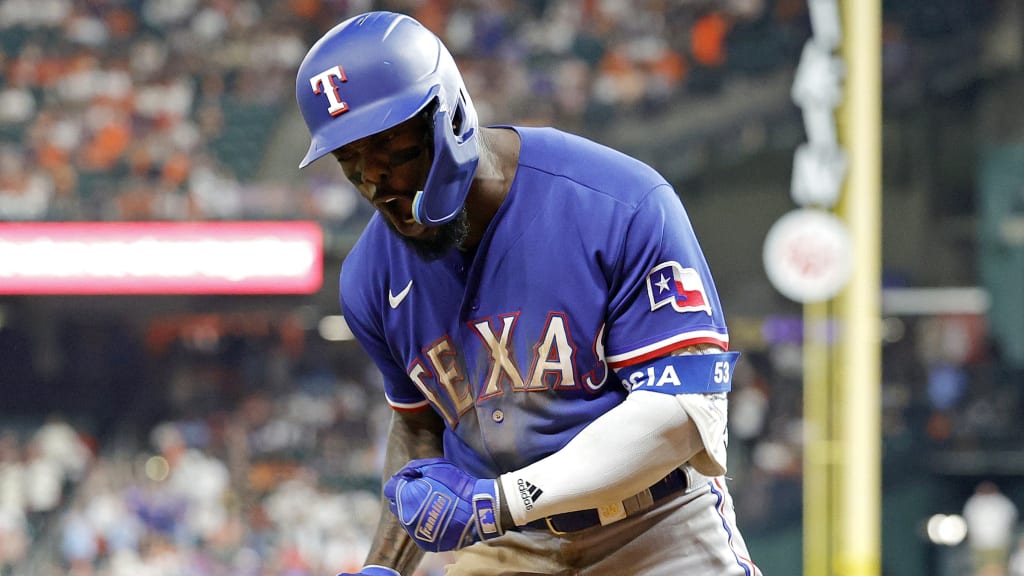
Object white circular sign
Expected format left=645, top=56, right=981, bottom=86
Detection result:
left=763, top=208, right=853, bottom=303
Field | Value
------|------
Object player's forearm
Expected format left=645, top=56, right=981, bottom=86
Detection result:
left=496, top=344, right=732, bottom=526
left=364, top=508, right=426, bottom=575
left=382, top=407, right=447, bottom=474
left=498, top=389, right=704, bottom=525
left=364, top=409, right=445, bottom=574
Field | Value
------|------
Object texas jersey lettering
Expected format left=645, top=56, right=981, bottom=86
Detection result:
left=341, top=127, right=730, bottom=479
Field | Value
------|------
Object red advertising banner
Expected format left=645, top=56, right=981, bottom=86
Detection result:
left=0, top=222, right=323, bottom=294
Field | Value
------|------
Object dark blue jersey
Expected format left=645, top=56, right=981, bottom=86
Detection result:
left=340, top=126, right=729, bottom=478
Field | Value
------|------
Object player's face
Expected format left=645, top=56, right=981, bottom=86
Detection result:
left=332, top=115, right=469, bottom=260
left=333, top=116, right=433, bottom=237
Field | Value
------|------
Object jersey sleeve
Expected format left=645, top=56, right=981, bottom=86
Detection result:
left=339, top=265, right=429, bottom=412
left=603, top=184, right=729, bottom=369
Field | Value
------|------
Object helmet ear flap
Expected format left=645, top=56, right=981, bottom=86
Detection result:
left=413, top=100, right=479, bottom=225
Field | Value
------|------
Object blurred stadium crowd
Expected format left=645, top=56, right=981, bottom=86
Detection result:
left=0, top=0, right=1019, bottom=575
left=0, top=0, right=810, bottom=224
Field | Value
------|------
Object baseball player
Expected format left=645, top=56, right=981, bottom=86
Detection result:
left=295, top=11, right=761, bottom=576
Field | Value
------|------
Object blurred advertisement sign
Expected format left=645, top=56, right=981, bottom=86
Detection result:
left=0, top=222, right=323, bottom=294
left=763, top=208, right=852, bottom=303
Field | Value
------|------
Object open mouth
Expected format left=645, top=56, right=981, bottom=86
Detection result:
left=375, top=195, right=426, bottom=237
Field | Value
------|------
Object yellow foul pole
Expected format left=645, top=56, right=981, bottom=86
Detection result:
left=803, top=298, right=834, bottom=575
left=834, top=0, right=882, bottom=574
left=774, top=0, right=880, bottom=572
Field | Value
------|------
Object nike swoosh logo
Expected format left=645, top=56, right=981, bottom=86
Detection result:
left=388, top=280, right=413, bottom=309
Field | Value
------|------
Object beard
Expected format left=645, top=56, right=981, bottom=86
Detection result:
left=388, top=207, right=470, bottom=261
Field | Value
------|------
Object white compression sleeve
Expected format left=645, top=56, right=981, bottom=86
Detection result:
left=498, top=390, right=707, bottom=526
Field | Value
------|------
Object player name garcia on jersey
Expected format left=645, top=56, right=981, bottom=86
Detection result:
left=622, top=352, right=739, bottom=394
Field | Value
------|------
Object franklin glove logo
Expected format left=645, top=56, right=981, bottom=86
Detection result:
left=517, top=479, right=543, bottom=511
left=414, top=491, right=454, bottom=543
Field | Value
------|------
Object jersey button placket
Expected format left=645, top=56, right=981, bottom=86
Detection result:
left=491, top=410, right=504, bottom=423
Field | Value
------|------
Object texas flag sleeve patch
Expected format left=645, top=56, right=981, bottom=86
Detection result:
left=645, top=261, right=712, bottom=316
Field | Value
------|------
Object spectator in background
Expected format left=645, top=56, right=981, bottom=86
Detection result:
left=0, top=432, right=29, bottom=576
left=60, top=501, right=99, bottom=575
left=22, top=438, right=64, bottom=537
left=0, top=145, right=53, bottom=220
left=33, top=413, right=93, bottom=486
left=0, top=504, right=29, bottom=576
left=1009, top=534, right=1024, bottom=576
left=963, top=480, right=1019, bottom=576
left=0, top=433, right=25, bottom=517
left=691, top=9, right=730, bottom=68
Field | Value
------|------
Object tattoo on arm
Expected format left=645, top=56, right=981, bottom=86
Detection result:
left=363, top=408, right=445, bottom=574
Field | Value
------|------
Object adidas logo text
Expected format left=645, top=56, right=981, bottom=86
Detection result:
left=517, top=478, right=543, bottom=511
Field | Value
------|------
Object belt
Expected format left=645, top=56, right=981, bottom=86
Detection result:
left=523, top=467, right=688, bottom=535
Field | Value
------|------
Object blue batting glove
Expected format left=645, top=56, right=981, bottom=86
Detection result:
left=384, top=457, right=503, bottom=552
left=337, top=566, right=400, bottom=576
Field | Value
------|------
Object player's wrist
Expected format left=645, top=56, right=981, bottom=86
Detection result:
left=498, top=472, right=534, bottom=526
left=495, top=478, right=517, bottom=528
left=471, top=478, right=504, bottom=540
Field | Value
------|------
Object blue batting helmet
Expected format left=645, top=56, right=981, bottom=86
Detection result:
left=296, top=11, right=480, bottom=226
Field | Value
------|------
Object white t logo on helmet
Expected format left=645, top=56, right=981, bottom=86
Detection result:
left=309, top=65, right=350, bottom=116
